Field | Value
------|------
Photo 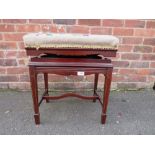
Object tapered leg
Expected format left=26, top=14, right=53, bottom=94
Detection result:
left=44, top=73, right=49, bottom=103
left=101, top=69, right=112, bottom=124
left=93, top=73, right=99, bottom=102
left=29, top=66, right=40, bottom=125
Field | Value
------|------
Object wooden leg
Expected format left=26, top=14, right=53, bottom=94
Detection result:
left=101, top=69, right=112, bottom=124
left=29, top=66, right=40, bottom=125
left=153, top=82, right=155, bottom=90
left=44, top=73, right=49, bottom=103
left=93, top=73, right=99, bottom=102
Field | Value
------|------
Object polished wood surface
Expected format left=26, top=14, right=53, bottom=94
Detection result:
left=28, top=57, right=113, bottom=125
left=26, top=48, right=117, bottom=57
left=26, top=44, right=117, bottom=125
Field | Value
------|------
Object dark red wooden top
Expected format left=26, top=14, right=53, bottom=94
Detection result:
left=26, top=48, right=117, bottom=57
left=29, top=57, right=113, bottom=68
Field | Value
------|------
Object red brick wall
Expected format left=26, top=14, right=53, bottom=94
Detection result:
left=0, top=19, right=155, bottom=90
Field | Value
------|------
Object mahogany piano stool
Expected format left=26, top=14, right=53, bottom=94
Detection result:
left=23, top=33, right=119, bottom=125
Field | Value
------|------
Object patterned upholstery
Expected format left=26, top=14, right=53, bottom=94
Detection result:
left=23, top=32, right=119, bottom=50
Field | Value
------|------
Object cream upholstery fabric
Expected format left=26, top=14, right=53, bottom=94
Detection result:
left=23, top=32, right=119, bottom=50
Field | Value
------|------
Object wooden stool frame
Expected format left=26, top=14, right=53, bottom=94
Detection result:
left=28, top=57, right=113, bottom=125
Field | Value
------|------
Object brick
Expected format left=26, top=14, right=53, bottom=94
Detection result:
left=112, top=75, right=125, bottom=82
left=137, top=82, right=152, bottom=89
left=125, top=75, right=146, bottom=82
left=85, top=75, right=94, bottom=82
left=121, top=53, right=140, bottom=60
left=16, top=24, right=41, bottom=32
left=130, top=62, right=149, bottom=68
left=122, top=37, right=143, bottom=44
left=9, top=82, right=30, bottom=90
left=143, top=38, right=155, bottom=46
left=66, top=75, right=86, bottom=82
left=153, top=47, right=155, bottom=53
left=0, top=75, right=18, bottom=82
left=147, top=76, right=155, bottom=82
left=133, top=45, right=152, bottom=53
left=146, top=20, right=155, bottom=28
left=125, top=20, right=145, bottom=28
left=137, top=69, right=149, bottom=75
left=3, top=59, right=17, bottom=66
left=0, top=42, right=17, bottom=50
left=78, top=19, right=101, bottom=26
left=117, top=83, right=137, bottom=89
left=134, top=29, right=155, bottom=37
left=18, top=59, right=26, bottom=66
left=0, top=34, right=2, bottom=40
left=5, top=51, right=17, bottom=58
left=17, top=42, right=25, bottom=50
left=3, top=33, right=25, bottom=41
left=17, top=51, right=27, bottom=58
left=118, top=45, right=133, bottom=52
left=112, top=53, right=120, bottom=60
left=138, top=69, right=155, bottom=76
left=0, top=59, right=4, bottom=65
left=142, top=54, right=155, bottom=60
left=7, top=67, right=28, bottom=74
left=0, top=67, right=6, bottom=74
left=150, top=62, right=155, bottom=68
left=37, top=74, right=44, bottom=81
left=113, top=28, right=134, bottom=36
left=0, top=51, right=4, bottom=58
left=19, top=74, right=30, bottom=82
left=102, top=19, right=123, bottom=27
left=0, top=83, right=9, bottom=89
left=17, top=58, right=29, bottom=66
left=66, top=26, right=89, bottom=34
left=119, top=69, right=137, bottom=75
left=47, top=82, right=93, bottom=90
left=2, top=19, right=27, bottom=23
left=29, top=19, right=52, bottom=24
left=93, top=75, right=106, bottom=83
left=90, top=27, right=112, bottom=35
left=41, top=25, right=66, bottom=33
left=113, top=68, right=119, bottom=74
left=53, top=19, right=76, bottom=25
left=41, top=25, right=57, bottom=32
left=0, top=24, right=15, bottom=32
left=48, top=75, right=66, bottom=82
left=112, top=60, right=129, bottom=67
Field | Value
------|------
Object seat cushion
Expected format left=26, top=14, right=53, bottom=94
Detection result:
left=23, top=32, right=119, bottom=50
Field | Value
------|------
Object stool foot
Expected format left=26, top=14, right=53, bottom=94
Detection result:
left=34, top=114, right=40, bottom=125
left=101, top=113, right=106, bottom=124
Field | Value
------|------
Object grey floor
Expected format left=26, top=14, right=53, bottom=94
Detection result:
left=0, top=89, right=155, bottom=135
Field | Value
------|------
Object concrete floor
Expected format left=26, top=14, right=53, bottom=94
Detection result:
left=0, top=89, right=155, bottom=135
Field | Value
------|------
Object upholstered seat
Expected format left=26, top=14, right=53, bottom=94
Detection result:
left=23, top=32, right=119, bottom=50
